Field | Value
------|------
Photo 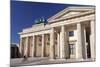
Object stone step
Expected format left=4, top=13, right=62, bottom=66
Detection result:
left=11, top=57, right=49, bottom=66
left=22, top=57, right=49, bottom=64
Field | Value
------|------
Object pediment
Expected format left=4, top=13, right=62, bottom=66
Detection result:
left=47, top=6, right=95, bottom=22
left=55, top=11, right=82, bottom=19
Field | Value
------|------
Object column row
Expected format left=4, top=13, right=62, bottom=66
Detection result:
left=19, top=20, right=95, bottom=60
left=20, top=34, right=46, bottom=57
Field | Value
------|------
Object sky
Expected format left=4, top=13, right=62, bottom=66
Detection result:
left=11, top=1, right=92, bottom=44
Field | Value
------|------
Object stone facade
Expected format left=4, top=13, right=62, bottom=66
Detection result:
left=19, top=6, right=95, bottom=60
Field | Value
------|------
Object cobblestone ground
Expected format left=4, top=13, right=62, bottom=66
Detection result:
left=10, top=57, right=95, bottom=67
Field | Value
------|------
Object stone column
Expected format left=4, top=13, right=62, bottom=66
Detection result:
left=50, top=28, right=54, bottom=59
left=32, top=35, right=35, bottom=57
left=28, top=37, right=31, bottom=57
left=65, top=29, right=69, bottom=58
left=76, top=23, right=83, bottom=59
left=83, top=27, right=87, bottom=59
left=41, top=34, right=45, bottom=57
left=90, top=20, right=95, bottom=60
left=24, top=38, right=26, bottom=56
left=60, top=25, right=65, bottom=59
left=81, top=25, right=87, bottom=59
left=24, top=37, right=28, bottom=57
left=57, top=33, right=60, bottom=58
left=19, top=37, right=22, bottom=57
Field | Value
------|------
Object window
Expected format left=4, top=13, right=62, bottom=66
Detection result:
left=69, top=44, right=75, bottom=55
left=69, top=31, right=74, bottom=36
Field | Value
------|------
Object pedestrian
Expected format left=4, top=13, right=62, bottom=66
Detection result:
left=23, top=55, right=27, bottom=61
